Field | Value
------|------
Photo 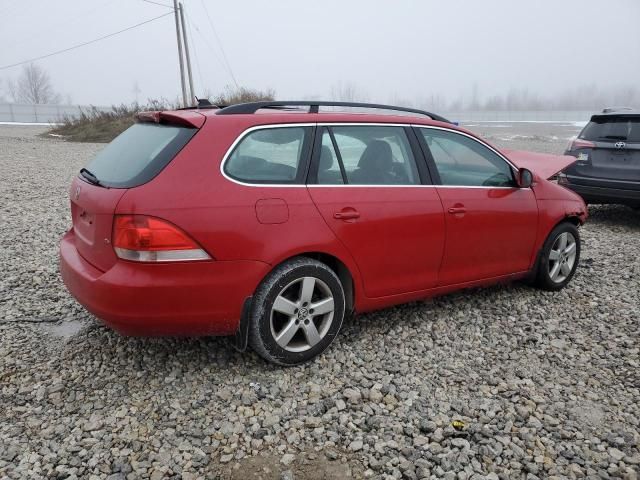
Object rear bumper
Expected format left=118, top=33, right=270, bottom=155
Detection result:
left=59, top=230, right=269, bottom=336
left=563, top=178, right=640, bottom=205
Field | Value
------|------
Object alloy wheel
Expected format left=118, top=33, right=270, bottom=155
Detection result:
left=269, top=276, right=335, bottom=352
left=548, top=232, right=577, bottom=283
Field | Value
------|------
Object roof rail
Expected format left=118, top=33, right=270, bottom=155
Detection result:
left=602, top=106, right=634, bottom=113
left=216, top=101, right=452, bottom=123
left=176, top=98, right=225, bottom=111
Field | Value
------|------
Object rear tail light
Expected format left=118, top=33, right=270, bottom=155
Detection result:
left=566, top=138, right=595, bottom=152
left=113, top=215, right=211, bottom=262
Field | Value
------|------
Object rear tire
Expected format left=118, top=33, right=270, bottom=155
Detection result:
left=533, top=222, right=581, bottom=291
left=248, top=257, right=345, bottom=365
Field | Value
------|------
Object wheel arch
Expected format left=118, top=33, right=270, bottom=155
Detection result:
left=563, top=214, right=583, bottom=226
left=241, top=251, right=357, bottom=362
left=234, top=245, right=361, bottom=352
left=526, top=212, right=582, bottom=285
left=269, top=251, right=356, bottom=316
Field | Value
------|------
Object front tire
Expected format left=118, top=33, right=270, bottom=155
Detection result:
left=248, top=257, right=345, bottom=365
left=534, top=222, right=581, bottom=291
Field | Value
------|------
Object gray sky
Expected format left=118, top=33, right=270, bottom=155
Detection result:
left=1, top=0, right=639, bottom=106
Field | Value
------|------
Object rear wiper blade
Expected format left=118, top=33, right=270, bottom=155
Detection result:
left=598, top=135, right=627, bottom=140
left=80, top=168, right=103, bottom=186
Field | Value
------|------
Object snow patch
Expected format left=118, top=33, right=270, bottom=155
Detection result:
left=0, top=121, right=59, bottom=126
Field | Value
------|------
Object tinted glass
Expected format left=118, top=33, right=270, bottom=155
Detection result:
left=317, top=131, right=344, bottom=184
left=85, top=123, right=196, bottom=188
left=580, top=116, right=640, bottom=143
left=328, top=126, right=420, bottom=185
left=420, top=128, right=515, bottom=187
left=225, top=127, right=309, bottom=183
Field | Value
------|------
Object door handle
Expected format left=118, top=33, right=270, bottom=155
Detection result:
left=447, top=206, right=466, bottom=214
left=334, top=209, right=360, bottom=220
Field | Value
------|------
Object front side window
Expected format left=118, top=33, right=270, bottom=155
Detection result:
left=316, top=126, right=420, bottom=185
left=420, top=128, right=515, bottom=187
left=225, top=127, right=310, bottom=183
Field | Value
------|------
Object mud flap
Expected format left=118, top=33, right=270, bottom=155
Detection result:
left=232, top=296, right=252, bottom=352
left=523, top=248, right=543, bottom=285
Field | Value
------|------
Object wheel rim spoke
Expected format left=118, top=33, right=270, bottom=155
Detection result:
left=299, top=277, right=316, bottom=304
left=275, top=318, right=299, bottom=348
left=273, top=296, right=298, bottom=316
left=311, top=297, right=334, bottom=316
left=560, top=262, right=571, bottom=276
left=549, top=250, right=561, bottom=261
left=564, top=242, right=576, bottom=256
left=549, top=261, right=561, bottom=281
left=557, top=232, right=568, bottom=250
left=303, top=321, right=322, bottom=346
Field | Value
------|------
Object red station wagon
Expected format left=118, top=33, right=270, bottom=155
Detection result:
left=60, top=101, right=587, bottom=365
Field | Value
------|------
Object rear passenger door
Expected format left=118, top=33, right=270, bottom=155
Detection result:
left=416, top=127, right=538, bottom=285
left=307, top=125, right=445, bottom=298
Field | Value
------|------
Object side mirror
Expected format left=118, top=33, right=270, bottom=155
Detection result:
left=517, top=168, right=533, bottom=188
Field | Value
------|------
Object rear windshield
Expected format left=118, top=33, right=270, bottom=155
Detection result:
left=83, top=123, right=197, bottom=188
left=580, top=116, right=640, bottom=143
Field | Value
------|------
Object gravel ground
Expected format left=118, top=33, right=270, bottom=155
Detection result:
left=1, top=124, right=639, bottom=480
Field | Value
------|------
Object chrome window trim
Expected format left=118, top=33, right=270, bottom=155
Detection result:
left=219, top=122, right=520, bottom=188
left=219, top=123, right=315, bottom=188
left=414, top=125, right=519, bottom=172
left=306, top=184, right=516, bottom=189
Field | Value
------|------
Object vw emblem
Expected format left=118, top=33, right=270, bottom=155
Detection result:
left=615, top=141, right=626, bottom=149
left=74, top=185, right=81, bottom=201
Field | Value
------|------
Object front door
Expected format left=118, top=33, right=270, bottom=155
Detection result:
left=416, top=127, right=538, bottom=285
left=307, top=125, right=445, bottom=298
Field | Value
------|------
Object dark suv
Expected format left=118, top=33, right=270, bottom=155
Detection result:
left=561, top=108, right=640, bottom=208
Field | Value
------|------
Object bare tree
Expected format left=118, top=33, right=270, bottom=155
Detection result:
left=8, top=63, right=61, bottom=104
left=415, top=94, right=447, bottom=112
left=330, top=82, right=369, bottom=102
left=0, top=78, right=7, bottom=102
left=132, top=81, right=142, bottom=105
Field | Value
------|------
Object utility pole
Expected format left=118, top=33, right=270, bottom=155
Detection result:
left=179, top=3, right=195, bottom=106
left=172, top=0, right=188, bottom=107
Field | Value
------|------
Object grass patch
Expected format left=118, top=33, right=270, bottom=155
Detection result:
left=46, top=88, right=275, bottom=143
left=46, top=102, right=172, bottom=143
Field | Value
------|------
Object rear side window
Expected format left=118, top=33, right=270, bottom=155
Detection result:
left=580, top=116, right=640, bottom=143
left=225, top=127, right=311, bottom=183
left=84, top=123, right=196, bottom=188
left=316, top=126, right=420, bottom=185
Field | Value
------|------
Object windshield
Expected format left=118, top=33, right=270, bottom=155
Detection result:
left=579, top=116, right=640, bottom=143
left=83, top=123, right=197, bottom=188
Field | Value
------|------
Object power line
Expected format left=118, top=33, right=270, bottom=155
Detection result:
left=199, top=0, right=239, bottom=88
left=188, top=16, right=237, bottom=87
left=0, top=12, right=173, bottom=71
left=9, top=0, right=114, bottom=51
left=139, top=0, right=174, bottom=9
left=184, top=8, right=206, bottom=94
